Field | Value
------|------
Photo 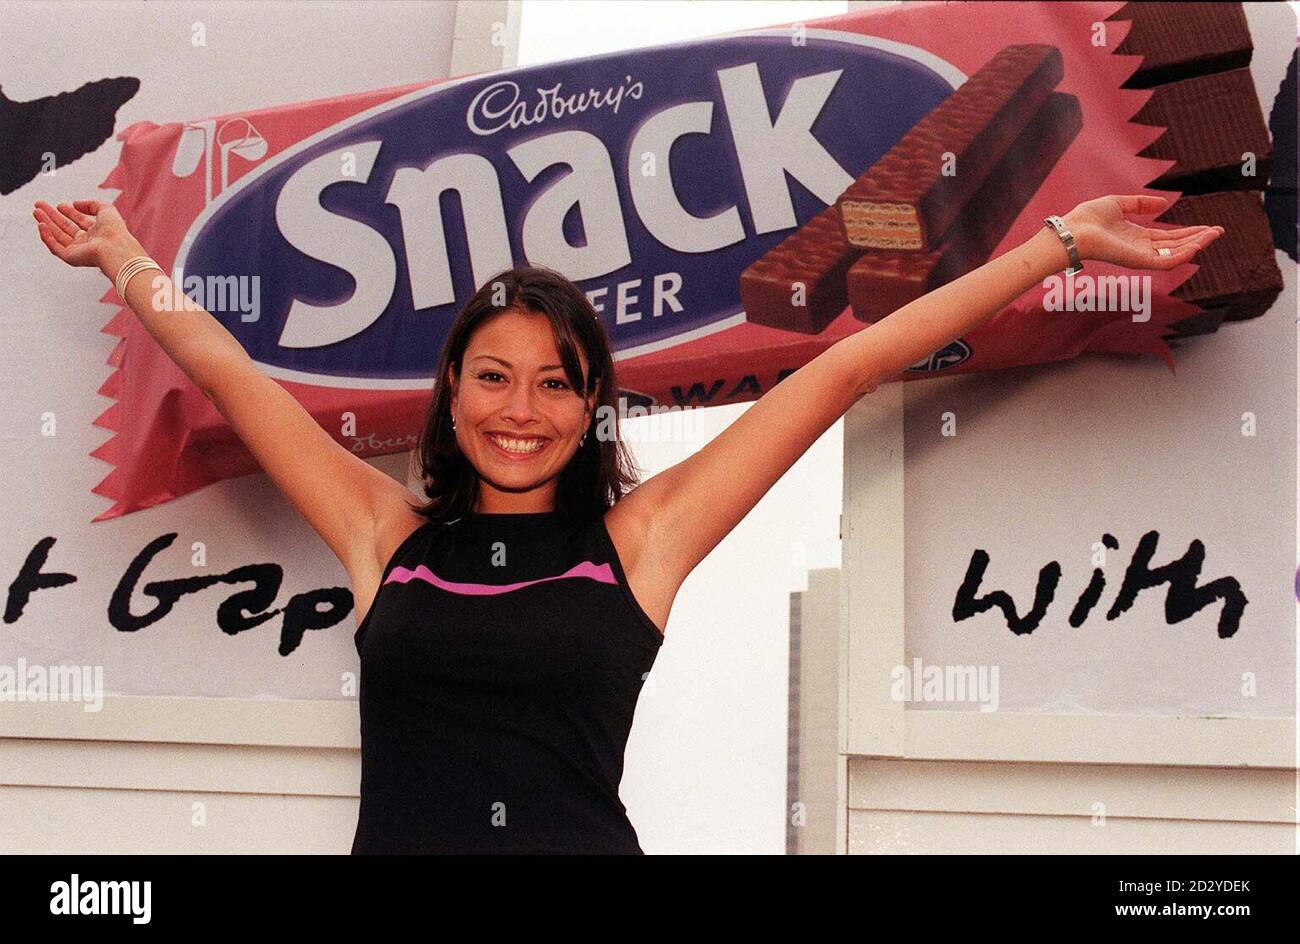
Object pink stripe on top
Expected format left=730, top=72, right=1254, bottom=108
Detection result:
left=385, top=560, right=618, bottom=596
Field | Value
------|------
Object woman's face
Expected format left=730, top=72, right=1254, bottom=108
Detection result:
left=449, top=308, right=594, bottom=509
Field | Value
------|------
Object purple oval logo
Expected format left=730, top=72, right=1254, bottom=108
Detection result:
left=176, top=29, right=958, bottom=387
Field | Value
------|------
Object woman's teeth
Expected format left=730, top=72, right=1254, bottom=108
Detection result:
left=486, top=433, right=547, bottom=455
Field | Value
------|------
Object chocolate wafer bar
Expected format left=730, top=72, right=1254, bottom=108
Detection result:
left=1163, top=306, right=1226, bottom=339
left=1110, top=2, right=1252, bottom=89
left=837, top=44, right=1064, bottom=252
left=1134, top=68, right=1272, bottom=194
left=740, top=202, right=858, bottom=334
left=1157, top=190, right=1282, bottom=336
left=847, top=92, right=1082, bottom=323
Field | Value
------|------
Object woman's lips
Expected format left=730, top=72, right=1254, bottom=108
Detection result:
left=483, top=431, right=550, bottom=461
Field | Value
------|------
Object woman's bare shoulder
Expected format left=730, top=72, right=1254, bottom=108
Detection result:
left=603, top=489, right=649, bottom=570
left=350, top=485, right=427, bottom=623
left=371, top=487, right=427, bottom=570
left=603, top=488, right=674, bottom=635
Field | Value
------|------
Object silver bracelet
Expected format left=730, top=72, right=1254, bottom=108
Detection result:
left=1042, top=215, right=1083, bottom=275
left=114, top=255, right=163, bottom=301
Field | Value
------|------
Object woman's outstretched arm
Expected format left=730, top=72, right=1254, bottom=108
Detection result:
left=830, top=194, right=1224, bottom=397
left=34, top=199, right=415, bottom=578
left=619, top=195, right=1224, bottom=590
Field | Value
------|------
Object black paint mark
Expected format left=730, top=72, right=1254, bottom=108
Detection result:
left=1107, top=531, right=1247, bottom=639
left=1067, top=533, right=1119, bottom=627
left=4, top=536, right=77, bottom=623
left=280, top=587, right=354, bottom=656
left=953, top=550, right=1062, bottom=636
left=104, top=532, right=354, bottom=655
left=210, top=564, right=287, bottom=635
left=955, top=531, right=1247, bottom=638
left=0, top=77, right=140, bottom=195
left=109, top=533, right=283, bottom=633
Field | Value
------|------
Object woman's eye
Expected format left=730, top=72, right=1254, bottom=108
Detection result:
left=476, top=371, right=567, bottom=391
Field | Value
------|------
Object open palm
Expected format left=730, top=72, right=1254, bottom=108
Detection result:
left=32, top=199, right=131, bottom=269
left=1064, top=194, right=1223, bottom=271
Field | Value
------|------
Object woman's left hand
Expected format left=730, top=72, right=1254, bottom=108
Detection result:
left=1063, top=194, right=1224, bottom=271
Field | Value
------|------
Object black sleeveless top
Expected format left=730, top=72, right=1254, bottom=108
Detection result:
left=351, top=508, right=664, bottom=854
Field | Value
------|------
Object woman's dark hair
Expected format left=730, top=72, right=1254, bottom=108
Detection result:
left=405, top=266, right=641, bottom=524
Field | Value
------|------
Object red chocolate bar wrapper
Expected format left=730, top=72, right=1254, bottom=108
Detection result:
left=91, top=2, right=1268, bottom=519
left=837, top=44, right=1063, bottom=251
left=847, top=92, right=1082, bottom=324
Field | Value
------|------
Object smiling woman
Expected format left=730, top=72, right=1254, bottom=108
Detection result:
left=454, top=324, right=587, bottom=497
left=348, top=266, right=677, bottom=853
left=405, top=266, right=641, bottom=524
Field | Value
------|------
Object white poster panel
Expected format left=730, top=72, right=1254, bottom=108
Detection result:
left=1, top=0, right=458, bottom=700
left=900, top=5, right=1296, bottom=717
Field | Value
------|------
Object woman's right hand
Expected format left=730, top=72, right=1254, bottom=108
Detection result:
left=1061, top=194, right=1223, bottom=271
left=33, top=199, right=143, bottom=273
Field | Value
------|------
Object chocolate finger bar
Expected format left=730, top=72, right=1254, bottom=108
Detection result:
left=740, top=202, right=858, bottom=334
left=1163, top=306, right=1227, bottom=340
left=846, top=92, right=1082, bottom=324
left=1157, top=190, right=1282, bottom=337
left=1110, top=2, right=1252, bottom=89
left=837, top=44, right=1064, bottom=251
left=1134, top=68, right=1272, bottom=194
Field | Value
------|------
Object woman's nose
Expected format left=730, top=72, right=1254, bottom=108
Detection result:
left=500, top=380, right=540, bottom=422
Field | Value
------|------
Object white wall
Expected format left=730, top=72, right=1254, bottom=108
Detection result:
left=847, top=757, right=1295, bottom=853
